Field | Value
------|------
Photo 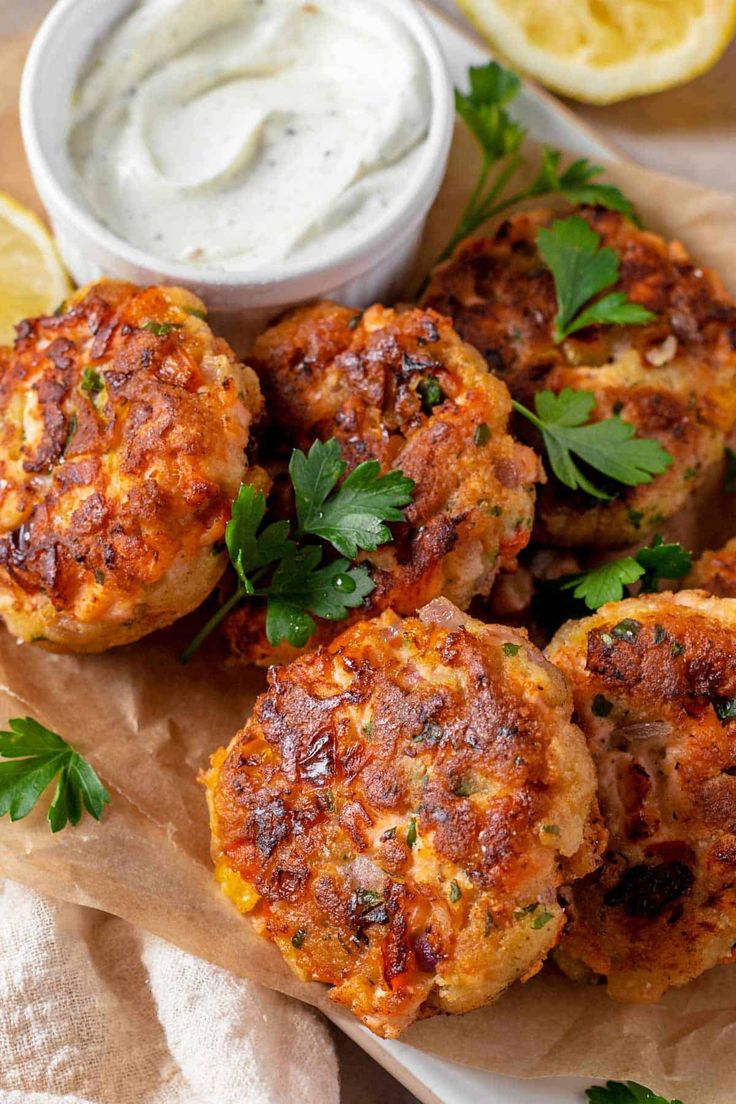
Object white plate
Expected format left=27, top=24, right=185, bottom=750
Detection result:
left=322, top=5, right=624, bottom=1102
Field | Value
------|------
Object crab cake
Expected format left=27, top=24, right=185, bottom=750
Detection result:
left=422, top=206, right=736, bottom=550
left=205, top=598, right=602, bottom=1037
left=684, top=537, right=736, bottom=597
left=546, top=591, right=736, bottom=1002
left=225, top=301, right=542, bottom=664
left=0, top=279, right=264, bottom=652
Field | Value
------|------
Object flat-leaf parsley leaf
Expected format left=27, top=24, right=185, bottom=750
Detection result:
left=562, top=557, right=644, bottom=612
left=265, top=547, right=373, bottom=649
left=586, top=1080, right=684, bottom=1104
left=512, top=388, right=672, bottom=500
left=635, top=535, right=692, bottom=592
left=454, top=61, right=525, bottom=163
left=181, top=439, right=414, bottom=660
left=536, top=216, right=656, bottom=343
left=225, top=483, right=294, bottom=587
left=429, top=63, right=638, bottom=271
left=290, top=439, right=414, bottom=558
left=529, top=148, right=639, bottom=223
left=0, top=717, right=110, bottom=833
left=562, top=535, right=692, bottom=610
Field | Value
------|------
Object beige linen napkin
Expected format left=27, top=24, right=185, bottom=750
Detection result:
left=0, top=879, right=339, bottom=1104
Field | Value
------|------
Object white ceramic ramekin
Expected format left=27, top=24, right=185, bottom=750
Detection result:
left=20, top=0, right=454, bottom=351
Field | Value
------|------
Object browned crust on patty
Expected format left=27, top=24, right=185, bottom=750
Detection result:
left=206, top=602, right=601, bottom=1036
left=685, top=537, right=736, bottom=597
left=225, top=301, right=542, bottom=664
left=547, top=591, right=736, bottom=1001
left=0, top=279, right=264, bottom=651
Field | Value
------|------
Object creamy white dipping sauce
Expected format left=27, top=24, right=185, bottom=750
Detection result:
left=68, top=0, right=432, bottom=272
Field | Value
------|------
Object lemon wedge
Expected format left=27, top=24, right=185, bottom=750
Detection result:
left=0, top=192, right=71, bottom=345
left=457, top=0, right=736, bottom=104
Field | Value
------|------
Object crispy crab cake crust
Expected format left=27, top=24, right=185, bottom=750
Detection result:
left=225, top=301, right=542, bottom=664
left=546, top=591, right=736, bottom=1002
left=422, top=206, right=736, bottom=549
left=0, top=279, right=265, bottom=652
left=206, top=599, right=601, bottom=1038
left=685, top=537, right=736, bottom=597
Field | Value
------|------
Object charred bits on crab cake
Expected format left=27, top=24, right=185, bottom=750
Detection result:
left=422, top=206, right=736, bottom=550
left=204, top=598, right=603, bottom=1038
left=224, top=301, right=543, bottom=665
left=546, top=591, right=736, bottom=1002
left=0, top=279, right=267, bottom=652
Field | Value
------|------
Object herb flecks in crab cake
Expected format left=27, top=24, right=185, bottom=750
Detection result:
left=224, top=301, right=542, bottom=664
left=0, top=279, right=266, bottom=652
left=205, top=598, right=603, bottom=1038
left=422, top=206, right=736, bottom=549
left=547, top=591, right=736, bottom=1001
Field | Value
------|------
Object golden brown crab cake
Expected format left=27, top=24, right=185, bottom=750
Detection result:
left=684, top=537, right=736, bottom=597
left=0, top=279, right=265, bottom=653
left=205, top=598, right=602, bottom=1038
left=422, top=206, right=736, bottom=550
left=546, top=591, right=736, bottom=1002
left=225, top=301, right=542, bottom=664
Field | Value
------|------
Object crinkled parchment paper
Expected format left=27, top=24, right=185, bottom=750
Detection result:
left=1, top=22, right=736, bottom=1104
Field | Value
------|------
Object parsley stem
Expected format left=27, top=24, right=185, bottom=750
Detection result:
left=454, top=153, right=493, bottom=242
left=478, top=185, right=538, bottom=224
left=474, top=156, right=525, bottom=222
left=179, top=585, right=245, bottom=664
left=510, top=398, right=544, bottom=432
left=426, top=154, right=526, bottom=283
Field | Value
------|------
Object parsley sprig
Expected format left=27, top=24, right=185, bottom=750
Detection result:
left=561, top=535, right=692, bottom=610
left=181, top=439, right=414, bottom=661
left=291, top=438, right=412, bottom=558
left=537, top=216, right=656, bottom=343
left=586, top=1081, right=683, bottom=1104
left=0, top=717, right=110, bottom=833
left=433, top=62, right=637, bottom=268
left=512, top=388, right=672, bottom=500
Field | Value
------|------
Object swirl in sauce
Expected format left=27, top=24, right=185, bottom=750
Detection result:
left=68, top=0, right=432, bottom=272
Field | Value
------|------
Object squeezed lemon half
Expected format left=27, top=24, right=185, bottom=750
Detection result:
left=458, top=0, right=736, bottom=104
left=0, top=192, right=71, bottom=344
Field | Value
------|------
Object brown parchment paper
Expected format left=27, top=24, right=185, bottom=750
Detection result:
left=2, top=19, right=736, bottom=1104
